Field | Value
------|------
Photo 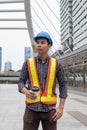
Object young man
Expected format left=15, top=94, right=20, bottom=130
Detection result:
left=18, top=31, right=67, bottom=130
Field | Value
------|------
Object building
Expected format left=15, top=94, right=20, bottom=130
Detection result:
left=60, top=0, right=87, bottom=53
left=60, top=0, right=73, bottom=53
left=4, top=61, right=12, bottom=71
left=24, top=47, right=31, bottom=60
left=0, top=47, right=2, bottom=70
left=72, top=0, right=87, bottom=50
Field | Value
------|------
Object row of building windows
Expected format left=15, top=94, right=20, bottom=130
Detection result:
left=74, top=35, right=87, bottom=47
left=60, top=3, right=72, bottom=20
left=60, top=0, right=72, bottom=8
left=60, top=0, right=72, bottom=13
left=60, top=7, right=69, bottom=20
left=61, top=9, right=72, bottom=25
left=73, top=23, right=86, bottom=35
left=73, top=19, right=87, bottom=33
left=61, top=15, right=70, bottom=28
left=61, top=30, right=73, bottom=42
left=73, top=10, right=86, bottom=22
left=72, top=0, right=86, bottom=13
left=74, top=29, right=87, bottom=40
left=72, top=6, right=82, bottom=17
left=61, top=22, right=72, bottom=36
left=77, top=35, right=87, bottom=43
left=73, top=16, right=86, bottom=30
left=73, top=15, right=87, bottom=28
left=61, top=19, right=72, bottom=33
left=60, top=0, right=68, bottom=9
left=61, top=12, right=72, bottom=29
left=73, top=3, right=79, bottom=11
left=72, top=0, right=77, bottom=7
left=73, top=10, right=85, bottom=22
left=60, top=5, right=69, bottom=16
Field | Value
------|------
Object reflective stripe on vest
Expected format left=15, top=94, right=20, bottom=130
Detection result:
left=26, top=57, right=57, bottom=105
left=26, top=58, right=41, bottom=104
left=41, top=58, right=57, bottom=104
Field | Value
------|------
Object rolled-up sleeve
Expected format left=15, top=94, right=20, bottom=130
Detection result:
left=56, top=61, right=67, bottom=98
left=18, top=61, right=28, bottom=92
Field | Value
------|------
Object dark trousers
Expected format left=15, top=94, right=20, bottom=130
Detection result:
left=23, top=106, right=57, bottom=130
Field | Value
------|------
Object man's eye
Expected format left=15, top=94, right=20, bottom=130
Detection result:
left=36, top=42, right=45, bottom=44
left=41, top=42, right=44, bottom=44
left=36, top=42, right=40, bottom=44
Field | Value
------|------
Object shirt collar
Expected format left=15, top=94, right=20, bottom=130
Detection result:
left=36, top=56, right=49, bottom=63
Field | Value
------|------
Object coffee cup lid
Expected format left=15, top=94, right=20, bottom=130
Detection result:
left=31, top=86, right=39, bottom=92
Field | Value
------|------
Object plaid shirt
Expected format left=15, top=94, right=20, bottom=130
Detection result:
left=18, top=56, right=67, bottom=112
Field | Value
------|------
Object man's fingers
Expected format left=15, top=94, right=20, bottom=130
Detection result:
left=52, top=111, right=57, bottom=119
left=26, top=90, right=37, bottom=99
left=52, top=107, right=63, bottom=121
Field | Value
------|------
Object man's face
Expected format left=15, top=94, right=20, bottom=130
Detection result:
left=35, top=38, right=51, bottom=54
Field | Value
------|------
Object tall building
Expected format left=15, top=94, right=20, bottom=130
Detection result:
left=72, top=0, right=87, bottom=50
left=0, top=47, right=2, bottom=70
left=24, top=47, right=31, bottom=60
left=60, top=0, right=87, bottom=52
left=4, top=61, right=12, bottom=71
left=60, top=0, right=73, bottom=53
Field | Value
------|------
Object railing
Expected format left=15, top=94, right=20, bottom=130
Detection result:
left=0, top=71, right=20, bottom=83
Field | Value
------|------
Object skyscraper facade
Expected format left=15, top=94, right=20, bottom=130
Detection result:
left=72, top=0, right=87, bottom=50
left=24, top=47, right=31, bottom=60
left=4, top=61, right=12, bottom=71
left=0, top=47, right=2, bottom=70
left=60, top=0, right=87, bottom=52
left=60, top=0, right=73, bottom=53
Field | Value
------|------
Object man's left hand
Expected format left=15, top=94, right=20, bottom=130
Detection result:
left=52, top=107, right=63, bottom=121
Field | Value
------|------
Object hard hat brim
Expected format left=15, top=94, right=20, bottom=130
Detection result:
left=34, top=36, right=52, bottom=46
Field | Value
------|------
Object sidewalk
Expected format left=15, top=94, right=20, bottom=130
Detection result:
left=68, top=85, right=87, bottom=92
left=0, top=84, right=87, bottom=130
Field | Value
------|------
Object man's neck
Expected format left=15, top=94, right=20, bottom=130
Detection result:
left=38, top=54, right=48, bottom=61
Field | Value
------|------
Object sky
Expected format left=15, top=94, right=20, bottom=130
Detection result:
left=0, top=0, right=60, bottom=71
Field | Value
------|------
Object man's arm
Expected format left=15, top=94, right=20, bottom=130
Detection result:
left=58, top=98, right=66, bottom=109
left=18, top=61, right=28, bottom=92
left=18, top=61, right=37, bottom=100
left=52, top=98, right=66, bottom=121
left=52, top=61, right=67, bottom=121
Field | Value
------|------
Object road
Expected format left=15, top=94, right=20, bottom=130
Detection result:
left=0, top=84, right=87, bottom=130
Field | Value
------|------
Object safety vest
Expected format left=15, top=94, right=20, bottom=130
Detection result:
left=26, top=57, right=57, bottom=105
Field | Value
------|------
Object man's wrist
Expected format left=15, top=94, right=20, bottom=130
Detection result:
left=21, top=87, right=28, bottom=95
left=58, top=106, right=64, bottom=109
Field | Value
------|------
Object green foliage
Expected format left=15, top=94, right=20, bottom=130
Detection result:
left=64, top=72, right=73, bottom=78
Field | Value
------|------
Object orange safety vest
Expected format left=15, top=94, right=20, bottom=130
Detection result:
left=26, top=57, right=57, bottom=105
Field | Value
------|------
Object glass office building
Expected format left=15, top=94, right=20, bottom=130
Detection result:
left=0, top=47, right=2, bottom=70
left=60, top=0, right=87, bottom=52
left=24, top=47, right=31, bottom=60
left=72, top=0, right=87, bottom=50
left=60, top=0, right=73, bottom=53
left=4, top=61, right=12, bottom=71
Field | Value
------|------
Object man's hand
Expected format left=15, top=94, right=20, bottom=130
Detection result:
left=52, top=107, right=63, bottom=121
left=21, top=87, right=37, bottom=100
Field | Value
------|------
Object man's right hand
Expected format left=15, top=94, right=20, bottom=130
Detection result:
left=21, top=87, right=37, bottom=100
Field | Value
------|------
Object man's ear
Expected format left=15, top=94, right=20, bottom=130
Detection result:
left=48, top=44, right=51, bottom=48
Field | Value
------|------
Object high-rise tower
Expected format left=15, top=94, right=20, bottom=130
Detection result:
left=60, top=0, right=73, bottom=53
left=24, top=47, right=31, bottom=60
left=60, top=0, right=87, bottom=52
left=0, top=47, right=2, bottom=70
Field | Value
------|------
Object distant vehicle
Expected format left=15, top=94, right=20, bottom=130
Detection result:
left=68, top=73, right=83, bottom=81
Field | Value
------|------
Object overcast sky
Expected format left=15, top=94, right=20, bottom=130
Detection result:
left=0, top=0, right=60, bottom=71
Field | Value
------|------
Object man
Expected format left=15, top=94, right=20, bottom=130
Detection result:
left=18, top=31, right=67, bottom=130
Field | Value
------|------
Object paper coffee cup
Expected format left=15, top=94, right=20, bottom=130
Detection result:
left=31, top=86, right=39, bottom=97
